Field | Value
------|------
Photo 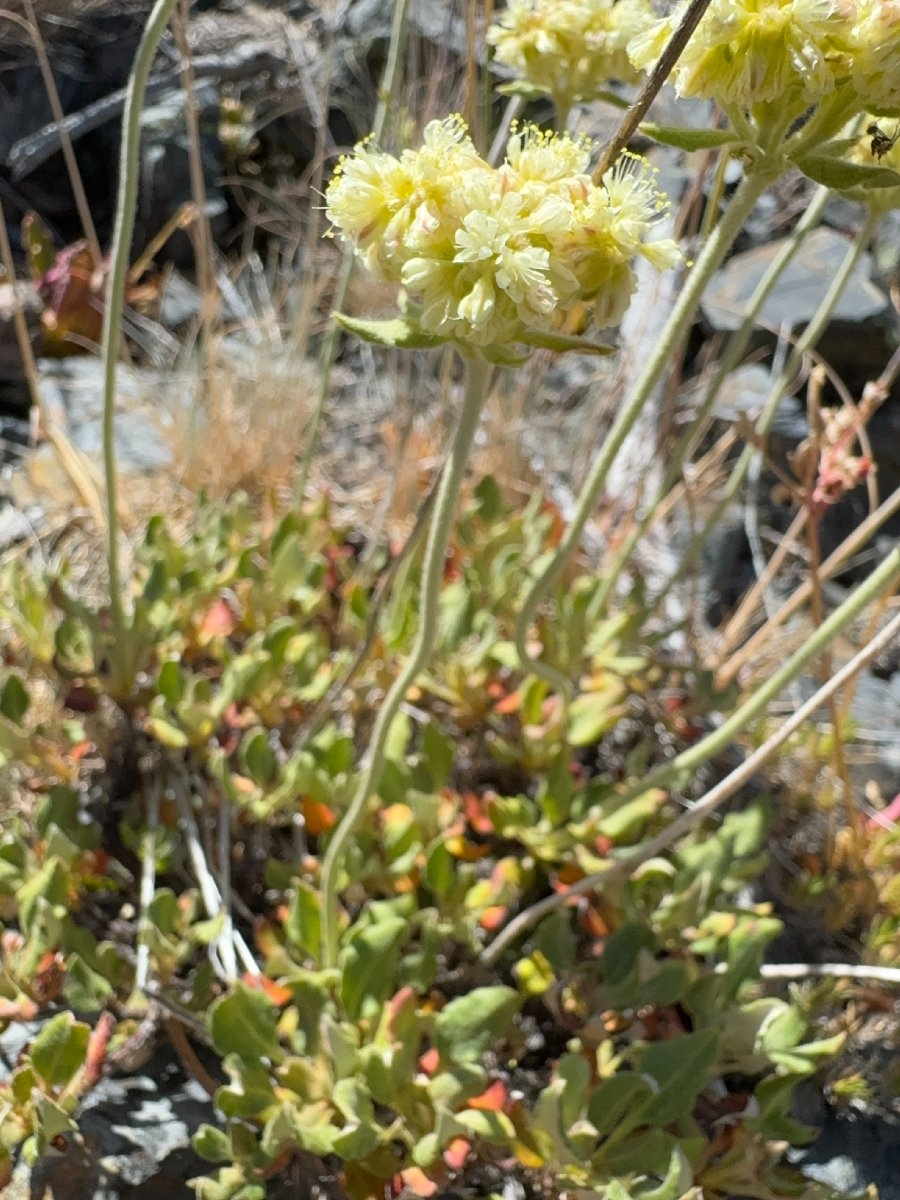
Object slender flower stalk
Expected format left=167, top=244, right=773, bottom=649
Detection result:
left=513, top=161, right=778, bottom=698
left=320, top=355, right=491, bottom=971
left=100, top=0, right=181, bottom=690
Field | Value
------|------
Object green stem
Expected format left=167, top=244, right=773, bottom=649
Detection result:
left=514, top=163, right=778, bottom=699
left=320, top=354, right=490, bottom=971
left=658, top=206, right=881, bottom=603
left=484, top=543, right=900, bottom=965
left=591, top=184, right=831, bottom=617
left=100, top=0, right=181, bottom=685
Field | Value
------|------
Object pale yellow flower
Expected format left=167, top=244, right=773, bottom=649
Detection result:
left=849, top=0, right=900, bottom=114
left=487, top=0, right=655, bottom=109
left=326, top=118, right=681, bottom=354
left=629, top=0, right=853, bottom=111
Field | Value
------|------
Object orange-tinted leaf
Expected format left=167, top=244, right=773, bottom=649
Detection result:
left=198, top=596, right=239, bottom=641
left=0, top=995, right=38, bottom=1020
left=554, top=863, right=586, bottom=887
left=479, top=905, right=508, bottom=932
left=396, top=1167, right=439, bottom=1198
left=462, top=791, right=493, bottom=835
left=302, top=796, right=336, bottom=836
left=80, top=1011, right=114, bottom=1089
left=443, top=1136, right=470, bottom=1170
left=467, top=1079, right=508, bottom=1112
left=493, top=688, right=522, bottom=716
left=240, top=973, right=292, bottom=1007
left=418, top=1047, right=440, bottom=1076
left=445, top=836, right=490, bottom=861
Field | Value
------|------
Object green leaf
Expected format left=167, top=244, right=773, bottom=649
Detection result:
left=191, top=1165, right=265, bottom=1200
left=455, top=1107, right=515, bottom=1143
left=567, top=691, right=622, bottom=746
left=194, top=1123, right=233, bottom=1162
left=587, top=1073, right=657, bottom=1142
left=241, top=729, right=278, bottom=788
left=145, top=712, right=190, bottom=749
left=62, top=953, right=114, bottom=1012
left=556, top=1052, right=591, bottom=1129
left=157, top=659, right=185, bottom=706
left=29, top=1012, right=89, bottom=1088
left=421, top=722, right=453, bottom=789
left=792, top=153, right=900, bottom=190
left=0, top=674, right=29, bottom=725
left=284, top=882, right=322, bottom=963
left=434, top=986, right=522, bottom=1065
left=209, top=983, right=282, bottom=1062
left=640, top=1029, right=718, bottom=1125
left=515, top=329, right=616, bottom=356
left=640, top=123, right=741, bottom=151
left=333, top=313, right=447, bottom=350
left=634, top=1144, right=693, bottom=1200
left=601, top=921, right=656, bottom=986
left=340, top=916, right=408, bottom=1020
left=216, top=1055, right=279, bottom=1119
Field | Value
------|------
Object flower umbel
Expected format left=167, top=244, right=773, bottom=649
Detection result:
left=629, top=0, right=853, bottom=118
left=487, top=0, right=655, bottom=110
left=325, top=119, right=680, bottom=355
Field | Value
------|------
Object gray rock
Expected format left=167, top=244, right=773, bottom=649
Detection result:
left=703, top=227, right=890, bottom=337
left=5, top=1048, right=215, bottom=1200
left=791, top=1109, right=900, bottom=1199
left=35, top=356, right=177, bottom=473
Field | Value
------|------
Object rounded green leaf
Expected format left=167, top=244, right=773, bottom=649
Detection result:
left=434, top=986, right=522, bottom=1065
left=209, top=983, right=282, bottom=1062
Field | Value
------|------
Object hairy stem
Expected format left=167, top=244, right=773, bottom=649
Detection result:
left=100, top=0, right=181, bottom=686
left=320, top=355, right=490, bottom=971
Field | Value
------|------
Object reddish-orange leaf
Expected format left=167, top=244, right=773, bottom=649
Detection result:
left=479, top=905, right=508, bottom=932
left=443, top=1136, right=471, bottom=1170
left=418, top=1047, right=440, bottom=1076
left=198, top=595, right=239, bottom=641
left=493, top=687, right=522, bottom=715
left=467, top=1079, right=508, bottom=1112
left=579, top=906, right=609, bottom=939
left=462, top=791, right=494, bottom=835
left=554, top=863, right=586, bottom=888
left=302, top=796, right=336, bottom=835
left=0, top=996, right=38, bottom=1020
left=395, top=1167, right=439, bottom=1198
left=80, top=1011, right=115, bottom=1089
left=240, top=973, right=293, bottom=1007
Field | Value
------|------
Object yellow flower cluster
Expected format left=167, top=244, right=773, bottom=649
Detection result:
left=486, top=0, right=654, bottom=110
left=850, top=1, right=900, bottom=115
left=628, top=0, right=900, bottom=120
left=325, top=118, right=680, bottom=353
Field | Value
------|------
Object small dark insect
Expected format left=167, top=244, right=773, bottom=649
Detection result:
left=867, top=121, right=899, bottom=158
